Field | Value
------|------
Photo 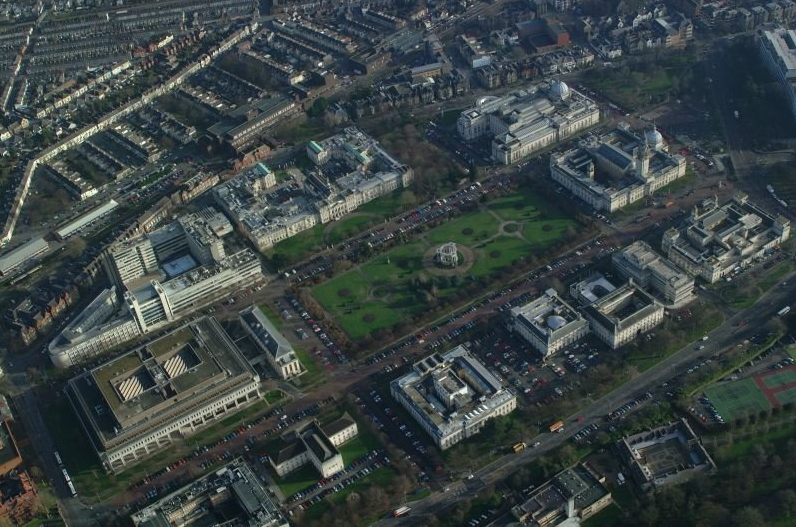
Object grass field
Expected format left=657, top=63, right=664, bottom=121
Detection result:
left=294, top=347, right=327, bottom=387
left=328, top=214, right=381, bottom=244
left=704, top=377, right=771, bottom=420
left=275, top=464, right=320, bottom=498
left=312, top=188, right=576, bottom=339
left=337, top=429, right=382, bottom=466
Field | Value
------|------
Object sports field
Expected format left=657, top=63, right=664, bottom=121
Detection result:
left=705, top=365, right=796, bottom=420
left=312, top=187, right=576, bottom=339
left=704, top=378, right=771, bottom=421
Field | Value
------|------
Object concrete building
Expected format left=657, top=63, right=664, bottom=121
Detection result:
left=457, top=80, right=600, bottom=164
left=48, top=287, right=142, bottom=369
left=239, top=306, right=304, bottom=380
left=215, top=129, right=412, bottom=251
left=131, top=459, right=288, bottom=527
left=758, top=26, right=796, bottom=123
left=67, top=317, right=262, bottom=473
left=208, top=96, right=298, bottom=152
left=550, top=126, right=686, bottom=212
left=508, top=289, right=589, bottom=358
left=270, top=415, right=358, bottom=478
left=390, top=345, right=517, bottom=450
left=617, top=418, right=716, bottom=491
left=512, top=463, right=613, bottom=525
left=0, top=237, right=49, bottom=277
left=583, top=283, right=664, bottom=349
left=53, top=200, right=119, bottom=240
left=570, top=273, right=617, bottom=307
left=613, top=241, right=694, bottom=306
left=103, top=236, right=159, bottom=291
left=662, top=193, right=791, bottom=283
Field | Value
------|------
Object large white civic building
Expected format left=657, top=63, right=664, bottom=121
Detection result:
left=391, top=345, right=516, bottom=450
left=456, top=80, right=600, bottom=165
left=582, top=283, right=664, bottom=349
left=758, top=27, right=796, bottom=123
left=508, top=288, right=589, bottom=358
left=662, top=193, right=790, bottom=283
left=550, top=125, right=686, bottom=212
left=612, top=241, right=695, bottom=306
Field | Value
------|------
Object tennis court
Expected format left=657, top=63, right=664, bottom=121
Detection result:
left=763, top=369, right=796, bottom=388
left=704, top=377, right=772, bottom=420
left=774, top=387, right=796, bottom=406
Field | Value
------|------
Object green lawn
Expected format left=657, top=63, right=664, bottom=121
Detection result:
left=704, top=377, right=772, bottom=421
left=470, top=236, right=533, bottom=278
left=328, top=214, right=381, bottom=244
left=357, top=188, right=418, bottom=219
left=312, top=186, right=577, bottom=340
left=267, top=223, right=326, bottom=266
left=302, top=467, right=398, bottom=523
left=337, top=428, right=381, bottom=466
left=294, top=347, right=327, bottom=387
left=582, top=503, right=623, bottom=527
left=275, top=464, right=320, bottom=498
left=426, top=211, right=501, bottom=246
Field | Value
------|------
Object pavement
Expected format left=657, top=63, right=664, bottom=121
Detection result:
left=373, top=278, right=796, bottom=526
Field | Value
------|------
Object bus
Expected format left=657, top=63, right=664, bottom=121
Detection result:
left=392, top=506, right=411, bottom=518
left=54, top=451, right=63, bottom=467
left=778, top=306, right=791, bottom=317
left=61, top=468, right=71, bottom=484
left=549, top=420, right=564, bottom=433
left=513, top=442, right=527, bottom=453
left=66, top=480, right=78, bottom=498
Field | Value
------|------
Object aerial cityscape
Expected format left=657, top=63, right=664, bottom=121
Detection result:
left=0, top=0, right=794, bottom=525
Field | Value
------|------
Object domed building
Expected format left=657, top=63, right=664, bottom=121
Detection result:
left=644, top=127, right=666, bottom=152
left=549, top=79, right=571, bottom=101
left=508, top=289, right=589, bottom=358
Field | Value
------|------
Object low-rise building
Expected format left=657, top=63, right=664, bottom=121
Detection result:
left=511, top=463, right=613, bottom=525
left=508, top=289, right=589, bottom=358
left=569, top=273, right=617, bottom=306
left=583, top=283, right=664, bottom=349
left=613, top=241, right=694, bottom=306
left=662, top=193, right=791, bottom=283
left=617, top=418, right=716, bottom=491
left=53, top=200, right=119, bottom=240
left=0, top=237, right=49, bottom=277
left=457, top=80, right=600, bottom=165
left=550, top=126, right=686, bottom=212
left=132, top=459, right=288, bottom=527
left=390, top=345, right=517, bottom=450
left=67, top=317, right=262, bottom=473
left=215, top=128, right=412, bottom=251
left=239, top=306, right=304, bottom=380
left=270, top=415, right=358, bottom=478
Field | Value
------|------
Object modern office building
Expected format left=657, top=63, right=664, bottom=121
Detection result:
left=239, top=306, right=304, bottom=380
left=508, top=289, right=589, bottom=358
left=215, top=129, right=412, bottom=251
left=67, top=317, right=261, bottom=473
left=270, top=416, right=358, bottom=479
left=583, top=283, right=664, bottom=349
left=617, top=418, right=716, bottom=491
left=612, top=241, right=694, bottom=306
left=550, top=126, right=687, bottom=212
left=512, top=463, right=613, bottom=525
left=48, top=287, right=142, bottom=369
left=390, top=345, right=517, bottom=450
left=758, top=26, right=796, bottom=123
left=456, top=80, right=600, bottom=164
left=131, top=459, right=288, bottom=527
left=124, top=249, right=263, bottom=333
left=662, top=193, right=791, bottom=283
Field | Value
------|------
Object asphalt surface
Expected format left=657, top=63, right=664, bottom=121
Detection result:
left=374, top=278, right=796, bottom=526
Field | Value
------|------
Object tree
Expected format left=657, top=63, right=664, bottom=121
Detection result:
left=732, top=507, right=765, bottom=527
left=468, top=162, right=479, bottom=182
left=307, top=97, right=329, bottom=117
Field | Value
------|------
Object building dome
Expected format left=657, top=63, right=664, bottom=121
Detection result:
left=550, top=80, right=570, bottom=99
left=645, top=128, right=664, bottom=148
left=547, top=315, right=567, bottom=330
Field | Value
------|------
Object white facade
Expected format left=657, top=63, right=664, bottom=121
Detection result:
left=551, top=127, right=686, bottom=212
left=391, top=345, right=517, bottom=450
left=509, top=289, right=589, bottom=357
left=661, top=193, right=791, bottom=283
left=583, top=283, right=664, bottom=349
left=612, top=241, right=694, bottom=306
left=239, top=306, right=305, bottom=380
left=457, top=81, right=600, bottom=165
left=0, top=237, right=49, bottom=276
left=758, top=27, right=796, bottom=123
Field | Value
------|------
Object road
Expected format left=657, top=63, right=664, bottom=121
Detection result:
left=375, top=278, right=796, bottom=525
left=15, top=390, right=95, bottom=526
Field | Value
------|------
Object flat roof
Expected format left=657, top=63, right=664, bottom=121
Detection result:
left=0, top=237, right=49, bottom=274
